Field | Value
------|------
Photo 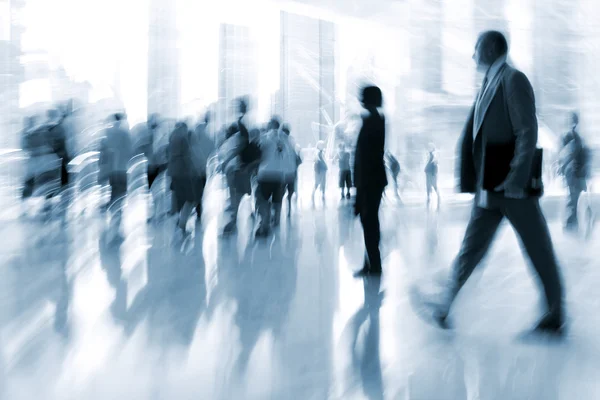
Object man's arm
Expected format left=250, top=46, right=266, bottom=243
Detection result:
left=502, top=70, right=538, bottom=196
left=353, top=117, right=370, bottom=190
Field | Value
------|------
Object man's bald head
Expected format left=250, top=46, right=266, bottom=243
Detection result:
left=473, top=30, right=508, bottom=71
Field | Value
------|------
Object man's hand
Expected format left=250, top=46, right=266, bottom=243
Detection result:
left=494, top=182, right=526, bottom=199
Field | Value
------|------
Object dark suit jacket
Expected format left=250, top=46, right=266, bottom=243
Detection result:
left=457, top=64, right=539, bottom=197
left=168, top=125, right=193, bottom=179
left=353, top=109, right=387, bottom=191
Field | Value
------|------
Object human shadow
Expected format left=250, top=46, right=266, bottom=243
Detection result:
left=98, top=234, right=128, bottom=324
left=340, top=276, right=384, bottom=400
left=0, top=229, right=72, bottom=371
left=122, top=227, right=207, bottom=348
left=424, top=208, right=439, bottom=265
left=338, top=203, right=354, bottom=247
left=53, top=257, right=73, bottom=339
left=230, top=224, right=300, bottom=377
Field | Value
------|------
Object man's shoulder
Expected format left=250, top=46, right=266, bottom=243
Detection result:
left=503, top=65, right=531, bottom=86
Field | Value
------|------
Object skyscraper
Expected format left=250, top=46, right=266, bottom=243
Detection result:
left=280, top=11, right=338, bottom=147
left=148, top=0, right=180, bottom=119
left=218, top=23, right=258, bottom=129
left=409, top=0, right=443, bottom=94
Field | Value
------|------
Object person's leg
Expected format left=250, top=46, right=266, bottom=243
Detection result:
left=345, top=171, right=352, bottom=197
left=224, top=171, right=243, bottom=232
left=148, top=165, right=165, bottom=220
left=360, top=188, right=384, bottom=274
left=108, top=172, right=128, bottom=239
left=171, top=190, right=180, bottom=215
left=286, top=178, right=294, bottom=216
left=565, top=182, right=581, bottom=230
left=61, top=160, right=69, bottom=187
left=272, top=182, right=285, bottom=227
left=503, top=198, right=565, bottom=323
left=109, top=172, right=128, bottom=208
left=147, top=165, right=159, bottom=189
left=256, top=180, right=272, bottom=235
left=225, top=171, right=236, bottom=213
left=426, top=174, right=432, bottom=204
left=440, top=204, right=504, bottom=317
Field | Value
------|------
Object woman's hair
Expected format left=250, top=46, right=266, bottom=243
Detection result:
left=360, top=85, right=383, bottom=108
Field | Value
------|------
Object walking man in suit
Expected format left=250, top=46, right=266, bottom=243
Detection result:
left=427, top=31, right=565, bottom=335
left=353, top=85, right=388, bottom=278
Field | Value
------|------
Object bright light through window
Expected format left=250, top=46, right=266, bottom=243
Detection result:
left=19, top=0, right=148, bottom=123
left=442, top=0, right=475, bottom=96
left=506, top=0, right=533, bottom=78
left=20, top=79, right=51, bottom=108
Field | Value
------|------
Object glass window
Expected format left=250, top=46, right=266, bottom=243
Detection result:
left=442, top=0, right=475, bottom=96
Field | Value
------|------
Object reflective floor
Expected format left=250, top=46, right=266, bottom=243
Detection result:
left=1, top=174, right=600, bottom=400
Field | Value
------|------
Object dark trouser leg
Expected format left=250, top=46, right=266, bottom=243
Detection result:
left=61, top=160, right=70, bottom=187
left=109, top=172, right=128, bottom=208
left=503, top=198, right=564, bottom=317
left=565, top=184, right=582, bottom=229
left=108, top=172, right=128, bottom=234
left=273, top=183, right=286, bottom=226
left=147, top=165, right=159, bottom=189
left=359, top=188, right=384, bottom=273
left=171, top=191, right=180, bottom=214
left=224, top=171, right=245, bottom=230
left=257, top=181, right=273, bottom=234
left=272, top=182, right=285, bottom=226
left=286, top=178, right=295, bottom=215
left=347, top=175, right=351, bottom=197
left=445, top=204, right=504, bottom=313
left=343, top=170, right=352, bottom=196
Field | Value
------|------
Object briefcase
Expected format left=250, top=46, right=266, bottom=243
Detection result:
left=483, top=144, right=544, bottom=197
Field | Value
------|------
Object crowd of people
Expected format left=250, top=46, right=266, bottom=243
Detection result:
left=14, top=29, right=596, bottom=338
